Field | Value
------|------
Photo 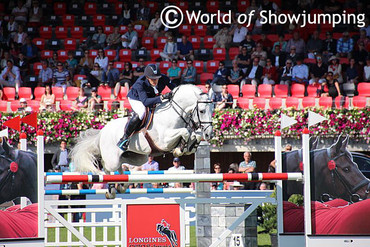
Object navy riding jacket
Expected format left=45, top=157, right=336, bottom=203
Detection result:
left=127, top=75, right=176, bottom=108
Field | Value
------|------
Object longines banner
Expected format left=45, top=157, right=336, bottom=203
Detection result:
left=124, top=203, right=183, bottom=247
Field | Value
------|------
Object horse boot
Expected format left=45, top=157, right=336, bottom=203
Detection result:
left=117, top=112, right=141, bottom=152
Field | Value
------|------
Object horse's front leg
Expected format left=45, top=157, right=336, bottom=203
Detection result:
left=162, top=128, right=191, bottom=156
left=183, top=132, right=202, bottom=155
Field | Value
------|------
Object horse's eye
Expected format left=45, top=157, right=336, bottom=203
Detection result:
left=343, top=167, right=350, bottom=172
left=200, top=110, right=205, bottom=114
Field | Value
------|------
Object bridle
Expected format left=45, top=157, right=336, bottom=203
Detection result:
left=323, top=149, right=370, bottom=203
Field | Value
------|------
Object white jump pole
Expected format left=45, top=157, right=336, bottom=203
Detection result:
left=19, top=132, right=28, bottom=208
left=37, top=130, right=45, bottom=238
left=302, top=128, right=312, bottom=246
left=274, top=130, right=284, bottom=240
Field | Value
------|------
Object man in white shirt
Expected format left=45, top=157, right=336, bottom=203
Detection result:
left=229, top=23, right=248, bottom=47
left=168, top=157, right=185, bottom=188
left=0, top=60, right=21, bottom=93
left=292, top=57, right=309, bottom=84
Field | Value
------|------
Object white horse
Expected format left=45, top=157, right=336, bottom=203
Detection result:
left=71, top=84, right=213, bottom=175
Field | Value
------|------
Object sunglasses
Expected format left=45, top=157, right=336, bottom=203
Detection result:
left=187, top=63, right=192, bottom=65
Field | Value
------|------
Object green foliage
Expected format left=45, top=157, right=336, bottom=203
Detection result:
left=288, top=194, right=304, bottom=206
left=260, top=191, right=277, bottom=234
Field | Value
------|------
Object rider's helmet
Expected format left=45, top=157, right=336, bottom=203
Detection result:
left=144, top=64, right=162, bottom=79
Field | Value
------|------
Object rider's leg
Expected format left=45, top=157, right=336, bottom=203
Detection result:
left=117, top=98, right=145, bottom=151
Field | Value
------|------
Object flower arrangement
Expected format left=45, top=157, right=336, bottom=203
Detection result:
left=0, top=107, right=369, bottom=146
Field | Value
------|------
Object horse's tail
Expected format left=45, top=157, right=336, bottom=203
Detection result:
left=71, top=129, right=102, bottom=173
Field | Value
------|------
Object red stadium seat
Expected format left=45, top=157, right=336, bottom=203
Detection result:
left=34, top=87, right=46, bottom=101
left=334, top=96, right=349, bottom=109
left=93, top=15, right=106, bottom=27
left=159, top=61, right=171, bottom=72
left=291, top=83, right=305, bottom=98
left=267, top=34, right=279, bottom=43
left=62, top=15, right=75, bottom=27
left=55, top=26, right=68, bottom=39
left=213, top=48, right=226, bottom=61
left=52, top=87, right=64, bottom=101
left=357, top=83, right=370, bottom=97
left=228, top=85, right=240, bottom=99
left=178, top=60, right=186, bottom=69
left=3, top=87, right=16, bottom=101
left=123, top=98, right=131, bottom=110
left=241, top=85, right=256, bottom=98
left=28, top=100, right=40, bottom=112
left=206, top=1, right=219, bottom=13
left=71, top=26, right=84, bottom=39
left=118, top=86, right=128, bottom=99
left=252, top=98, right=266, bottom=109
left=142, top=37, right=154, bottom=50
left=200, top=73, right=213, bottom=84
left=193, top=60, right=204, bottom=72
left=118, top=49, right=131, bottom=62
left=113, top=62, right=125, bottom=71
left=64, top=38, right=77, bottom=51
left=339, top=58, right=349, bottom=64
left=194, top=24, right=207, bottom=36
left=33, top=38, right=45, bottom=50
left=352, top=96, right=367, bottom=108
left=274, top=84, right=288, bottom=98
left=105, top=50, right=116, bottom=61
left=54, top=2, right=66, bottom=15
left=33, top=62, right=43, bottom=75
left=59, top=100, right=73, bottom=111
left=197, top=85, right=207, bottom=93
left=84, top=2, right=97, bottom=15
left=98, top=86, right=112, bottom=101
left=179, top=24, right=191, bottom=36
left=203, top=36, right=216, bottom=49
left=318, top=97, right=333, bottom=109
left=157, top=36, right=167, bottom=50
left=104, top=25, right=114, bottom=35
left=228, top=47, right=240, bottom=60
left=57, top=50, right=68, bottom=62
left=269, top=97, right=283, bottom=109
left=189, top=36, right=201, bottom=49
left=39, top=26, right=52, bottom=39
left=147, top=2, right=158, bottom=15
left=304, top=58, right=316, bottom=64
left=302, top=97, right=316, bottom=108
left=119, top=25, right=128, bottom=34
left=10, top=100, right=21, bottom=112
left=89, top=49, right=98, bottom=59
left=178, top=1, right=188, bottom=11
left=258, top=84, right=272, bottom=98
left=66, top=87, right=79, bottom=101
left=0, top=101, right=8, bottom=112
left=206, top=60, right=219, bottom=73
left=237, top=97, right=250, bottom=109
left=285, top=97, right=300, bottom=108
left=134, top=25, right=144, bottom=37
left=18, top=87, right=32, bottom=100
left=73, top=74, right=87, bottom=84
left=150, top=49, right=161, bottom=61
left=41, top=50, right=53, bottom=60
left=307, top=84, right=320, bottom=97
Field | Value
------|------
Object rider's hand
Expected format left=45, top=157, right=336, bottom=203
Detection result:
left=161, top=92, right=173, bottom=101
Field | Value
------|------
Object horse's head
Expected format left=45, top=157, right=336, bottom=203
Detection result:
left=171, top=85, right=213, bottom=141
left=318, top=135, right=370, bottom=203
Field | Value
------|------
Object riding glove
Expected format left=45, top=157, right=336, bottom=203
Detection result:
left=161, top=92, right=173, bottom=101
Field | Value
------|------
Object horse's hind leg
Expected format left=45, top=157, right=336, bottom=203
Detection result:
left=116, top=166, right=129, bottom=194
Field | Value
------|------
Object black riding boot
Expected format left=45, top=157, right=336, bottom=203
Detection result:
left=117, top=113, right=142, bottom=152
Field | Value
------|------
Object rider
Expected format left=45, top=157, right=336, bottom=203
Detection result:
left=117, top=64, right=177, bottom=151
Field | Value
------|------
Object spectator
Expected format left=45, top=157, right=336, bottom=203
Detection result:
left=94, top=49, right=108, bottom=71
left=53, top=62, right=70, bottom=92
left=177, top=35, right=194, bottom=61
left=48, top=52, right=59, bottom=70
left=286, top=32, right=305, bottom=55
left=211, top=163, right=223, bottom=190
left=88, top=63, right=104, bottom=88
left=242, top=57, right=263, bottom=87
left=78, top=50, right=94, bottom=76
left=229, top=23, right=248, bottom=47
left=259, top=0, right=278, bottom=13
left=228, top=60, right=244, bottom=86
left=336, top=32, right=353, bottom=58
left=251, top=43, right=267, bottom=66
left=279, top=59, right=293, bottom=85
left=212, top=84, right=233, bottom=111
left=239, top=33, right=256, bottom=54
left=236, top=46, right=250, bottom=72
left=121, top=24, right=138, bottom=50
left=322, top=32, right=337, bottom=61
left=211, top=61, right=228, bottom=85
left=292, top=56, right=309, bottom=84
left=269, top=45, right=286, bottom=69
left=65, top=51, right=78, bottom=79
left=0, top=60, right=21, bottom=94
left=306, top=31, right=323, bottom=59
left=168, top=157, right=185, bottom=188
left=328, top=56, right=343, bottom=83
left=262, top=58, right=277, bottom=85
left=258, top=182, right=268, bottom=190
left=204, top=81, right=214, bottom=99
left=6, top=15, right=18, bottom=39
left=141, top=155, right=159, bottom=188
left=257, top=34, right=273, bottom=52
left=89, top=26, right=106, bottom=50
left=143, top=12, right=161, bottom=39
left=239, top=151, right=256, bottom=173
left=309, top=55, right=327, bottom=86
left=0, top=86, right=3, bottom=100
left=17, top=98, right=32, bottom=113
left=14, top=25, right=27, bottom=47
left=39, top=85, right=55, bottom=112
left=9, top=41, right=19, bottom=61
left=103, top=60, right=120, bottom=88
left=20, top=37, right=38, bottom=63
left=116, top=61, right=134, bottom=92
left=182, top=59, right=197, bottom=84
left=167, top=59, right=181, bottom=86
left=286, top=46, right=298, bottom=65
left=273, top=34, right=287, bottom=51
left=343, top=58, right=359, bottom=96
left=245, top=0, right=259, bottom=22
left=357, top=29, right=369, bottom=49
left=214, top=26, right=232, bottom=49
left=14, top=52, right=28, bottom=80
left=105, top=26, right=121, bottom=51
left=51, top=140, right=70, bottom=172
left=118, top=2, right=133, bottom=26
left=133, top=58, right=146, bottom=78
left=352, top=42, right=368, bottom=66
left=88, top=87, right=102, bottom=111
left=38, top=60, right=53, bottom=86
left=134, top=0, right=150, bottom=28
left=364, top=57, right=370, bottom=82
left=0, top=51, right=13, bottom=70
left=71, top=87, right=88, bottom=111
left=160, top=35, right=177, bottom=61
left=323, top=0, right=342, bottom=13
left=224, top=168, right=243, bottom=190
left=320, top=72, right=341, bottom=98
left=28, top=0, right=42, bottom=26
left=12, top=0, right=28, bottom=24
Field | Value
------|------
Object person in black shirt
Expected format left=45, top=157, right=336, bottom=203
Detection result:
left=309, top=55, right=328, bottom=86
left=239, top=33, right=256, bottom=54
left=236, top=47, right=251, bottom=73
left=322, top=32, right=337, bottom=63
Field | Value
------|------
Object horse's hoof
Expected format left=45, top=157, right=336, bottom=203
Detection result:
left=173, top=147, right=183, bottom=157
left=117, top=183, right=128, bottom=194
left=105, top=188, right=116, bottom=199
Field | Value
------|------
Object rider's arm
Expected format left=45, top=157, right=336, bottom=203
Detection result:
left=136, top=82, right=162, bottom=107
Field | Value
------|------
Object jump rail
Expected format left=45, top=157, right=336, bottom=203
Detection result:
left=45, top=188, right=194, bottom=195
left=45, top=172, right=303, bottom=184
left=45, top=170, right=195, bottom=176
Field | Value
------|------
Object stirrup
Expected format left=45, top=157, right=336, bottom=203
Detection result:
left=117, top=138, right=129, bottom=152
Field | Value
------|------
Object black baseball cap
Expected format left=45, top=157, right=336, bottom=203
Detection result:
left=144, top=64, right=161, bottom=79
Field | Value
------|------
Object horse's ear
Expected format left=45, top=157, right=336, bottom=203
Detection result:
left=340, top=135, right=350, bottom=151
left=2, top=137, right=14, bottom=157
left=309, top=136, right=319, bottom=150
left=329, top=135, right=343, bottom=157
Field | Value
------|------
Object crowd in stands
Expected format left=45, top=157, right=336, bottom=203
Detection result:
left=0, top=0, right=369, bottom=112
